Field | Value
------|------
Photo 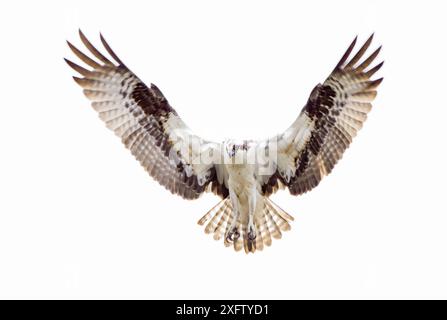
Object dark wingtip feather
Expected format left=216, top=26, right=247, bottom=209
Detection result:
left=366, top=77, right=384, bottom=90
left=375, top=77, right=384, bottom=85
left=99, top=33, right=125, bottom=66
left=365, top=61, right=384, bottom=78
left=66, top=40, right=74, bottom=50
left=72, top=76, right=83, bottom=86
left=64, top=57, right=91, bottom=76
left=79, top=29, right=114, bottom=65
left=66, top=40, right=102, bottom=69
left=356, top=46, right=382, bottom=72
left=345, top=34, right=374, bottom=69
left=334, top=35, right=358, bottom=71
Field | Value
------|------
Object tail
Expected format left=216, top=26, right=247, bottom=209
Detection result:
left=197, top=197, right=294, bottom=254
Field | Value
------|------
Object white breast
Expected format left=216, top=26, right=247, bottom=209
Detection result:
left=226, top=163, right=256, bottom=196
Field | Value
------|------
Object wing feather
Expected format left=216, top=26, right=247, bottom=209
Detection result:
left=66, top=31, right=228, bottom=199
left=261, top=35, right=383, bottom=196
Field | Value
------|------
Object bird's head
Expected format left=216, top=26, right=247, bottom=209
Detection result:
left=224, top=140, right=250, bottom=162
left=225, top=140, right=240, bottom=158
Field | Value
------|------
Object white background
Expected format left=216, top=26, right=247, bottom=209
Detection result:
left=0, top=0, right=446, bottom=299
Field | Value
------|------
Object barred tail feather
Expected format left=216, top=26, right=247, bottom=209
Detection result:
left=234, top=224, right=244, bottom=252
left=198, top=197, right=294, bottom=254
left=245, top=198, right=294, bottom=253
left=198, top=197, right=235, bottom=246
left=265, top=199, right=294, bottom=231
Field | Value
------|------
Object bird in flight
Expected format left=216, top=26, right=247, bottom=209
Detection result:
left=66, top=30, right=383, bottom=253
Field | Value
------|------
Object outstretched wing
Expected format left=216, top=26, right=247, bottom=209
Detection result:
left=65, top=30, right=228, bottom=199
left=260, top=34, right=383, bottom=196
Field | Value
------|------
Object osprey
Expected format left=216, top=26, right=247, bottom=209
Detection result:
left=66, top=30, right=383, bottom=253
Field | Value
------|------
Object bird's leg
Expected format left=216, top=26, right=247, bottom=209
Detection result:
left=247, top=187, right=257, bottom=241
left=226, top=189, right=240, bottom=242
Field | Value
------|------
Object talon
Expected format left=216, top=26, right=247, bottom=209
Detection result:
left=248, top=225, right=256, bottom=241
left=248, top=231, right=256, bottom=241
left=248, top=230, right=256, bottom=241
left=226, top=227, right=239, bottom=242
